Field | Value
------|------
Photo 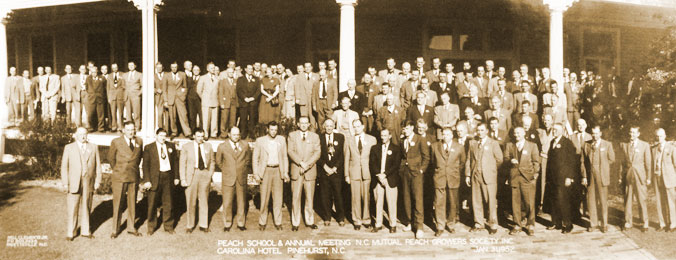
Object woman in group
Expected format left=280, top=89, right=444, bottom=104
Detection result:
left=259, top=68, right=281, bottom=124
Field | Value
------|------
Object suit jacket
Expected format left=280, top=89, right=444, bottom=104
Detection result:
left=124, top=71, right=143, bottom=97
left=619, top=140, right=652, bottom=185
left=236, top=75, right=261, bottom=108
left=399, top=79, right=419, bottom=109
left=218, top=77, right=238, bottom=108
left=378, top=69, right=402, bottom=83
left=197, top=74, right=220, bottom=107
left=74, top=74, right=89, bottom=102
left=332, top=109, right=360, bottom=136
left=312, top=78, right=338, bottom=110
left=293, top=74, right=314, bottom=106
left=369, top=142, right=402, bottom=188
left=287, top=131, right=321, bottom=181
left=570, top=131, right=592, bottom=155
left=504, top=141, right=540, bottom=186
left=344, top=133, right=377, bottom=180
left=61, top=142, right=102, bottom=193
left=425, top=69, right=441, bottom=83
left=565, top=81, right=582, bottom=112
left=483, top=108, right=512, bottom=131
left=179, top=141, right=215, bottom=186
left=106, top=72, right=126, bottom=102
left=142, top=142, right=179, bottom=191
left=338, top=90, right=365, bottom=114
left=458, top=97, right=488, bottom=119
left=514, top=92, right=538, bottom=113
left=318, top=132, right=347, bottom=177
left=186, top=74, right=201, bottom=100
left=216, top=140, right=252, bottom=186
left=252, top=135, right=289, bottom=179
left=488, top=129, right=509, bottom=147
left=376, top=106, right=405, bottom=136
left=456, top=80, right=472, bottom=99
left=472, top=76, right=489, bottom=97
left=465, top=137, right=504, bottom=184
left=407, top=105, right=434, bottom=133
left=60, top=74, right=77, bottom=102
left=653, top=143, right=676, bottom=188
left=431, top=81, right=456, bottom=104
left=493, top=91, right=514, bottom=112
left=401, top=134, right=431, bottom=175
left=154, top=72, right=168, bottom=101
left=164, top=72, right=187, bottom=106
left=581, top=139, right=615, bottom=187
left=84, top=74, right=106, bottom=104
left=546, top=137, right=579, bottom=186
left=433, top=104, right=460, bottom=129
left=42, top=74, right=60, bottom=99
left=431, top=141, right=466, bottom=189
left=108, top=136, right=143, bottom=183
left=512, top=112, right=540, bottom=129
left=487, top=77, right=503, bottom=98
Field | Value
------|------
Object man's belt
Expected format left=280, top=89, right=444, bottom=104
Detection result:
left=267, top=165, right=279, bottom=168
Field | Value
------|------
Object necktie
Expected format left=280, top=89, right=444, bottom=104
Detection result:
left=319, top=81, right=325, bottom=98
left=198, top=144, right=205, bottom=170
left=405, top=139, right=410, bottom=152
left=358, top=136, right=363, bottom=154
left=114, top=73, right=118, bottom=82
left=302, top=133, right=306, bottom=141
left=161, top=144, right=166, bottom=159
left=128, top=139, right=134, bottom=151
left=235, top=143, right=240, bottom=152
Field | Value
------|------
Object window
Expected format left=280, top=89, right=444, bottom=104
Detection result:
left=582, top=28, right=618, bottom=77
left=31, top=35, right=54, bottom=72
left=87, top=32, right=111, bottom=68
left=428, top=26, right=454, bottom=51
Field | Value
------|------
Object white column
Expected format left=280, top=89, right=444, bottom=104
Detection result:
left=0, top=10, right=11, bottom=161
left=337, top=0, right=357, bottom=93
left=544, top=0, right=577, bottom=85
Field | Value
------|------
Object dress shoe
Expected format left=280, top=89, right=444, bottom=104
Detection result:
left=338, top=222, right=345, bottom=227
left=371, top=226, right=382, bottom=233
left=469, top=227, right=483, bottom=233
left=110, top=233, right=118, bottom=239
left=324, top=221, right=330, bottom=226
left=127, top=231, right=142, bottom=237
left=224, top=227, right=231, bottom=232
left=275, top=225, right=283, bottom=231
left=622, top=223, right=632, bottom=231
left=292, top=226, right=299, bottom=231
left=147, top=230, right=155, bottom=236
left=403, top=224, right=411, bottom=232
left=562, top=226, right=573, bottom=234
left=415, top=230, right=424, bottom=239
left=306, top=224, right=318, bottom=230
left=546, top=225, right=560, bottom=230
left=488, top=227, right=498, bottom=235
left=199, top=227, right=210, bottom=233
left=600, top=226, right=608, bottom=233
left=389, top=227, right=397, bottom=233
left=166, top=230, right=175, bottom=235
left=526, top=228, right=534, bottom=236
left=238, top=226, right=247, bottom=231
left=186, top=227, right=195, bottom=233
left=354, top=226, right=361, bottom=231
left=259, top=225, right=266, bottom=231
left=641, top=227, right=648, bottom=233
left=445, top=227, right=455, bottom=234
left=363, top=224, right=371, bottom=229
left=509, top=228, right=520, bottom=235
left=669, top=227, right=676, bottom=232
left=656, top=226, right=665, bottom=232
left=587, top=226, right=595, bottom=232
left=434, top=230, right=443, bottom=237
left=65, top=237, right=74, bottom=241
left=82, top=234, right=95, bottom=239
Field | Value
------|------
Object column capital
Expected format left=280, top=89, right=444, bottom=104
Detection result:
left=543, top=0, right=578, bottom=13
left=0, top=9, right=12, bottom=24
left=336, top=0, right=357, bottom=7
left=128, top=0, right=164, bottom=11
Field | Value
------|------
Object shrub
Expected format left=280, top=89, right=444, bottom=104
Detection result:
left=14, top=117, right=76, bottom=180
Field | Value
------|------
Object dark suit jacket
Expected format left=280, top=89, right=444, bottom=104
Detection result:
left=236, top=75, right=261, bottom=107
left=458, top=97, right=488, bottom=119
left=406, top=105, right=434, bottom=134
left=318, top=132, right=346, bottom=177
left=512, top=112, right=540, bottom=129
left=546, top=137, right=579, bottom=186
left=84, top=75, right=106, bottom=104
left=338, top=90, right=366, bottom=114
left=109, top=136, right=143, bottom=183
left=431, top=81, right=456, bottom=104
left=400, top=134, right=431, bottom=176
left=369, top=142, right=402, bottom=188
left=504, top=141, right=541, bottom=186
left=186, top=74, right=201, bottom=100
left=142, top=142, right=179, bottom=191
left=431, top=141, right=466, bottom=189
left=215, top=140, right=252, bottom=186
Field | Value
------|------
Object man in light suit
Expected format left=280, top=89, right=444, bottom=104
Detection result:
left=332, top=96, right=360, bottom=137
left=434, top=93, right=460, bottom=138
left=653, top=128, right=676, bottom=231
left=141, top=128, right=178, bottom=235
left=179, top=129, right=215, bottom=233
left=236, top=64, right=261, bottom=139
left=294, top=65, right=313, bottom=123
left=370, top=128, right=401, bottom=233
left=216, top=126, right=251, bottom=231
left=425, top=57, right=442, bottom=83
left=84, top=66, right=106, bottom=132
left=400, top=70, right=421, bottom=110
left=618, top=126, right=652, bottom=232
left=378, top=58, right=402, bottom=83
left=473, top=66, right=489, bottom=98
left=483, top=96, right=511, bottom=133
left=20, top=70, right=37, bottom=122
left=312, top=70, right=338, bottom=128
left=40, top=66, right=60, bottom=121
left=318, top=119, right=347, bottom=227
left=253, top=121, right=290, bottom=230
left=494, top=78, right=514, bottom=112
left=431, top=127, right=466, bottom=236
left=400, top=120, right=431, bottom=238
left=344, top=119, right=377, bottom=230
left=581, top=125, right=615, bottom=233
left=107, top=64, right=125, bottom=132
left=287, top=116, right=321, bottom=231
left=75, top=65, right=89, bottom=128
left=514, top=81, right=538, bottom=114
left=505, top=127, right=541, bottom=236
left=108, top=121, right=143, bottom=238
left=164, top=62, right=191, bottom=137
left=124, top=62, right=143, bottom=131
left=197, top=63, right=220, bottom=139
left=465, top=123, right=503, bottom=234
left=218, top=68, right=238, bottom=138
left=5, top=67, right=21, bottom=126
left=60, top=65, right=77, bottom=126
left=154, top=63, right=168, bottom=130
left=61, top=127, right=101, bottom=241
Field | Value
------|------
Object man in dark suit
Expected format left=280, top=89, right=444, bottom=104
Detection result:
left=84, top=66, right=106, bottom=132
left=431, top=127, right=466, bottom=236
left=219, top=68, right=238, bottom=138
left=459, top=85, right=488, bottom=119
left=465, top=123, right=503, bottom=234
left=338, top=79, right=366, bottom=123
left=236, top=65, right=261, bottom=139
left=407, top=91, right=434, bottom=135
left=312, top=70, right=338, bottom=127
left=108, top=121, right=144, bottom=238
left=370, top=128, right=401, bottom=233
left=317, top=119, right=347, bottom=227
left=142, top=128, right=178, bottom=235
left=504, top=127, right=541, bottom=236
left=546, top=123, right=583, bottom=234
left=216, top=126, right=251, bottom=231
left=512, top=100, right=540, bottom=129
left=164, top=62, right=191, bottom=137
left=581, top=125, right=615, bottom=232
left=107, top=64, right=125, bottom=132
left=431, top=72, right=456, bottom=105
left=400, top=120, right=431, bottom=238
left=154, top=63, right=168, bottom=130
left=186, top=64, right=202, bottom=132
